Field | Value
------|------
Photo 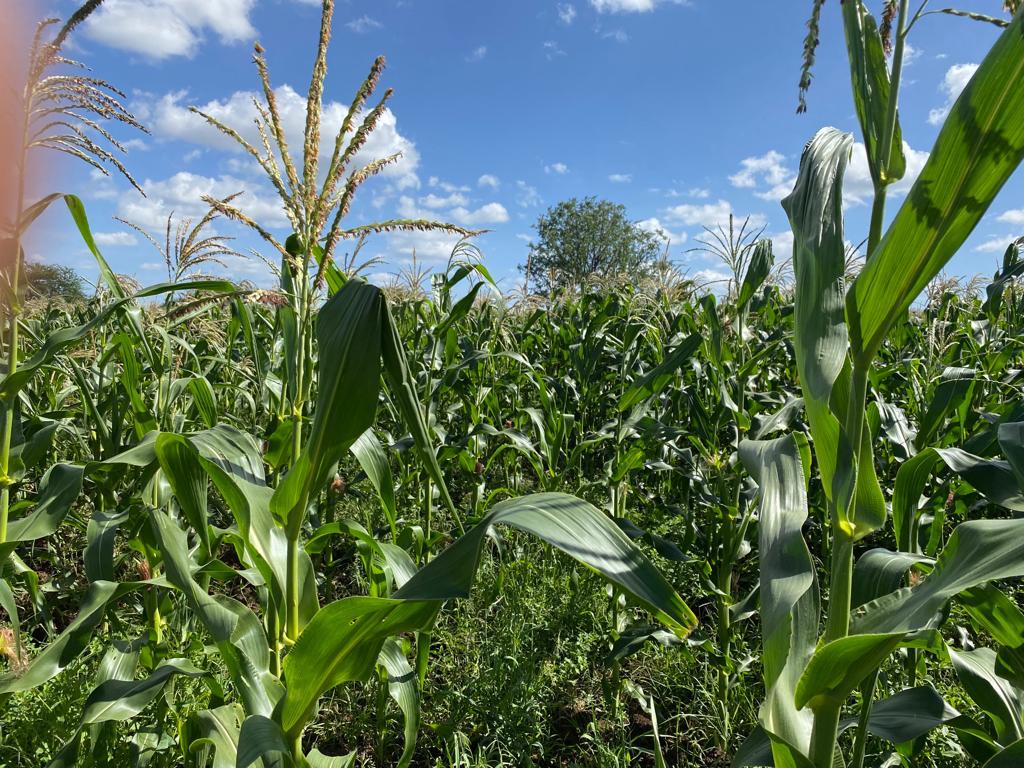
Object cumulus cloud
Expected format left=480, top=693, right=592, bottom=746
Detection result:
left=975, top=236, right=1015, bottom=253
left=636, top=217, right=686, bottom=245
left=663, top=199, right=733, bottom=227
left=118, top=171, right=288, bottom=230
left=928, top=63, right=978, bottom=126
left=419, top=192, right=469, bottom=209
left=466, top=45, right=487, bottom=62
left=730, top=150, right=795, bottom=201
left=997, top=209, right=1024, bottom=226
left=545, top=162, right=569, bottom=175
left=608, top=173, right=632, bottom=183
left=94, top=231, right=138, bottom=246
left=558, top=3, right=577, bottom=23
left=83, top=0, right=256, bottom=60
left=150, top=85, right=420, bottom=190
left=478, top=174, right=500, bottom=189
left=844, top=140, right=929, bottom=206
left=450, top=202, right=510, bottom=226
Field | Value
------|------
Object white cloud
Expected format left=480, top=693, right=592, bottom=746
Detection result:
left=83, top=0, right=256, bottom=60
left=516, top=181, right=541, bottom=207
left=382, top=230, right=465, bottom=263
left=997, top=209, right=1024, bottom=226
left=664, top=199, right=733, bottom=227
left=118, top=171, right=288, bottom=230
left=346, top=15, right=382, bottom=33
left=975, top=236, right=1015, bottom=253
left=590, top=0, right=688, bottom=12
left=151, top=85, right=420, bottom=190
left=545, top=162, right=569, bottom=175
left=636, top=217, right=686, bottom=245
left=140, top=262, right=164, bottom=271
left=689, top=187, right=710, bottom=198
left=478, top=174, right=500, bottom=189
left=543, top=40, right=567, bottom=59
left=730, top=150, right=794, bottom=201
left=94, top=231, right=139, bottom=246
left=450, top=202, right=510, bottom=227
left=608, top=173, right=632, bottom=183
left=770, top=230, right=794, bottom=257
left=558, top=3, right=577, bottom=23
left=903, top=43, right=922, bottom=67
left=844, top=140, right=929, bottom=206
left=466, top=45, right=487, bottom=62
left=601, top=29, right=629, bottom=43
left=928, top=63, right=978, bottom=126
left=419, top=192, right=470, bottom=209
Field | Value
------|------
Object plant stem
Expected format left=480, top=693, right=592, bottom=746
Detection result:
left=851, top=671, right=879, bottom=768
left=0, top=105, right=31, bottom=546
left=286, top=531, right=300, bottom=641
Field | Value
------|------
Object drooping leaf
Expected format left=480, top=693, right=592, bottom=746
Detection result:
left=738, top=435, right=819, bottom=762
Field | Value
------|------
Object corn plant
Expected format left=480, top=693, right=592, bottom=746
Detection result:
left=737, top=4, right=1024, bottom=766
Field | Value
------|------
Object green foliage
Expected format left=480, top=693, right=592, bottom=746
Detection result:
left=524, top=197, right=663, bottom=293
left=23, top=262, right=85, bottom=303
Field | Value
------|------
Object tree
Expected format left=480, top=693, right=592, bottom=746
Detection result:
left=24, top=262, right=85, bottom=302
left=523, top=197, right=663, bottom=293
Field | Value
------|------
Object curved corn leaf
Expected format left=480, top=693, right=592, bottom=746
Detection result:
left=848, top=9, right=1024, bottom=361
left=271, top=279, right=383, bottom=531
left=853, top=518, right=1024, bottom=635
left=188, top=705, right=244, bottom=768
left=740, top=436, right=818, bottom=762
left=394, top=492, right=695, bottom=637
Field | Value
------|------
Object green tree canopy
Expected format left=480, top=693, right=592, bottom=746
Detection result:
left=25, top=262, right=86, bottom=302
left=523, top=197, right=664, bottom=293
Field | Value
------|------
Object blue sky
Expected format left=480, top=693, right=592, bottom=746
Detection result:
left=29, top=0, right=1024, bottom=292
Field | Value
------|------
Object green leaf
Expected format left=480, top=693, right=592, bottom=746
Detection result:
left=984, top=739, right=1024, bottom=768
left=279, top=597, right=437, bottom=736
left=149, top=509, right=279, bottom=717
left=80, top=659, right=205, bottom=724
left=188, top=705, right=244, bottom=768
left=0, top=279, right=236, bottom=397
left=379, top=637, right=419, bottom=768
left=852, top=518, right=1024, bottom=635
left=350, top=428, right=397, bottom=533
left=741, top=436, right=819, bottom=760
left=381, top=298, right=462, bottom=531
left=236, top=715, right=295, bottom=768
left=852, top=548, right=931, bottom=608
left=0, top=580, right=144, bottom=693
left=271, top=279, right=383, bottom=531
left=0, top=463, right=84, bottom=561
left=795, top=634, right=905, bottom=711
left=395, top=492, right=696, bottom=637
left=738, top=240, right=774, bottom=311
left=845, top=685, right=959, bottom=744
left=848, top=10, right=1024, bottom=361
left=617, top=334, right=701, bottom=412
left=951, top=647, right=1024, bottom=746
left=841, top=0, right=906, bottom=187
